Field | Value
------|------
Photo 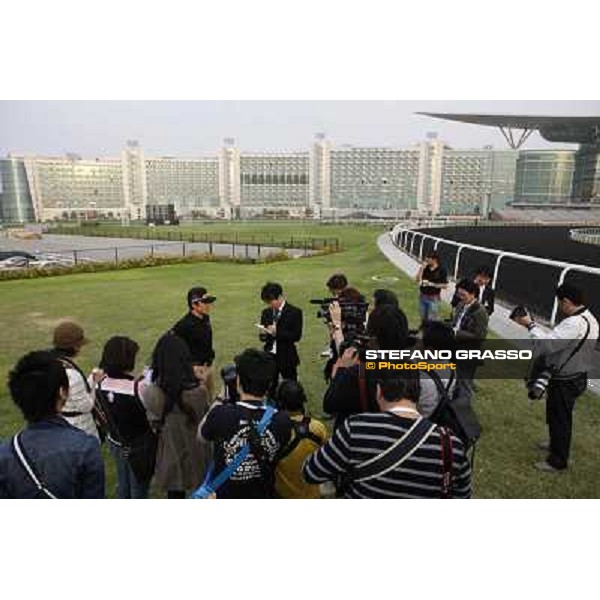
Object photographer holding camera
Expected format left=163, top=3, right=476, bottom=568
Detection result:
left=200, top=349, right=292, bottom=498
left=305, top=371, right=472, bottom=499
left=513, top=284, right=599, bottom=472
left=323, top=301, right=410, bottom=429
left=315, top=276, right=367, bottom=381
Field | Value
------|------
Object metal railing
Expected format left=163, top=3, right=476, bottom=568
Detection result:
left=391, top=223, right=600, bottom=327
left=570, top=227, right=600, bottom=246
left=50, top=225, right=340, bottom=252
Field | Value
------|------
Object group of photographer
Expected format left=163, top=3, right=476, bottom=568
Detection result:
left=1, top=261, right=596, bottom=498
left=414, top=249, right=599, bottom=473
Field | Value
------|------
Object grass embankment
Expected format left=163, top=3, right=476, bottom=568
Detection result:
left=1, top=222, right=598, bottom=498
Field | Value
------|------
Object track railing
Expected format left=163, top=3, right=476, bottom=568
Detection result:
left=391, top=223, right=600, bottom=327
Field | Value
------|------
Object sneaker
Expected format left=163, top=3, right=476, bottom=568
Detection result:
left=534, top=460, right=564, bottom=473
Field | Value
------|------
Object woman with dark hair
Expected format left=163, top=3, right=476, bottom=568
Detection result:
left=324, top=303, right=411, bottom=429
left=372, top=288, right=399, bottom=309
left=140, top=333, right=211, bottom=498
left=94, top=336, right=156, bottom=499
left=366, top=303, right=410, bottom=351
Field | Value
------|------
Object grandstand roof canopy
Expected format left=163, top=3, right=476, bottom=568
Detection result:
left=417, top=113, right=600, bottom=148
left=417, top=113, right=600, bottom=129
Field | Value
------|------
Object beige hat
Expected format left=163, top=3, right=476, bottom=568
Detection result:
left=53, top=321, right=89, bottom=350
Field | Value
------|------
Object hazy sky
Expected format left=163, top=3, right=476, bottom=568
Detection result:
left=1, top=100, right=598, bottom=157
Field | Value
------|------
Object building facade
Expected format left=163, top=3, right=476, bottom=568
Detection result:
left=239, top=151, right=310, bottom=216
left=572, top=144, right=600, bottom=203
left=327, top=146, right=422, bottom=213
left=145, top=157, right=220, bottom=217
left=3, top=135, right=596, bottom=223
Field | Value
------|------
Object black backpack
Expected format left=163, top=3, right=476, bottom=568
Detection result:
left=427, top=371, right=481, bottom=450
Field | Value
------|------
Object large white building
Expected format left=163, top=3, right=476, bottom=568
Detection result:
left=1, top=135, right=538, bottom=222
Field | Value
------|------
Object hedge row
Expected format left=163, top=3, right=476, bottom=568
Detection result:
left=0, top=247, right=335, bottom=282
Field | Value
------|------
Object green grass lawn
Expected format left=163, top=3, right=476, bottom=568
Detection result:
left=1, top=222, right=599, bottom=498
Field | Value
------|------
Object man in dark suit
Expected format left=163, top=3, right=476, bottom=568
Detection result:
left=259, top=282, right=303, bottom=391
left=452, top=278, right=489, bottom=399
left=474, top=267, right=495, bottom=316
left=450, top=266, right=495, bottom=316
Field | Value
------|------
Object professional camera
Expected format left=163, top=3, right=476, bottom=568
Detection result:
left=310, top=297, right=369, bottom=338
left=526, top=356, right=554, bottom=400
left=510, top=305, right=530, bottom=321
left=217, top=363, right=239, bottom=404
left=527, top=370, right=553, bottom=400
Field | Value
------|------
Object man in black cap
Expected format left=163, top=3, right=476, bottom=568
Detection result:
left=172, top=287, right=216, bottom=389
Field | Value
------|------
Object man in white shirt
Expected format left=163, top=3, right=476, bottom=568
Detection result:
left=513, top=284, right=599, bottom=472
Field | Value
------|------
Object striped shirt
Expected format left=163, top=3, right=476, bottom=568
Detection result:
left=303, top=412, right=472, bottom=499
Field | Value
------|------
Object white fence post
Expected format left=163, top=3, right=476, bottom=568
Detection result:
left=454, top=245, right=464, bottom=280
left=410, top=232, right=418, bottom=256
left=550, top=267, right=572, bottom=326
left=419, top=235, right=427, bottom=261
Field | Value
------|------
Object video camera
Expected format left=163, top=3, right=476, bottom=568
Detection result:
left=310, top=297, right=369, bottom=337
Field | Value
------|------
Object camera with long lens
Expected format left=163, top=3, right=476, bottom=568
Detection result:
left=218, top=363, right=239, bottom=404
left=527, top=369, right=553, bottom=400
left=526, top=355, right=554, bottom=400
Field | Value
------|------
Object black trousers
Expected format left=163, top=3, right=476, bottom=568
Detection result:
left=456, top=361, right=478, bottom=401
left=545, top=379, right=581, bottom=470
left=268, top=361, right=298, bottom=398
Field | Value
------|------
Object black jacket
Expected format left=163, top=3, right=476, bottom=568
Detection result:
left=260, top=302, right=303, bottom=369
left=323, top=364, right=378, bottom=430
left=452, top=301, right=489, bottom=348
left=172, top=312, right=215, bottom=366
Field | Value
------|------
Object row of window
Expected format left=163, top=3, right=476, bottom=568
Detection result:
left=241, top=173, right=308, bottom=184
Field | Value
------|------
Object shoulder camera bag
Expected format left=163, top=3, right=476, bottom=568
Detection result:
left=11, top=433, right=58, bottom=499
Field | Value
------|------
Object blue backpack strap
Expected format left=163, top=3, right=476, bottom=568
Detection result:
left=191, top=404, right=276, bottom=499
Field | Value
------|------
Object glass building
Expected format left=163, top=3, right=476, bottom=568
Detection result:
left=572, top=144, right=600, bottom=203
left=514, top=150, right=576, bottom=204
left=439, top=148, right=518, bottom=214
left=0, top=157, right=36, bottom=222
